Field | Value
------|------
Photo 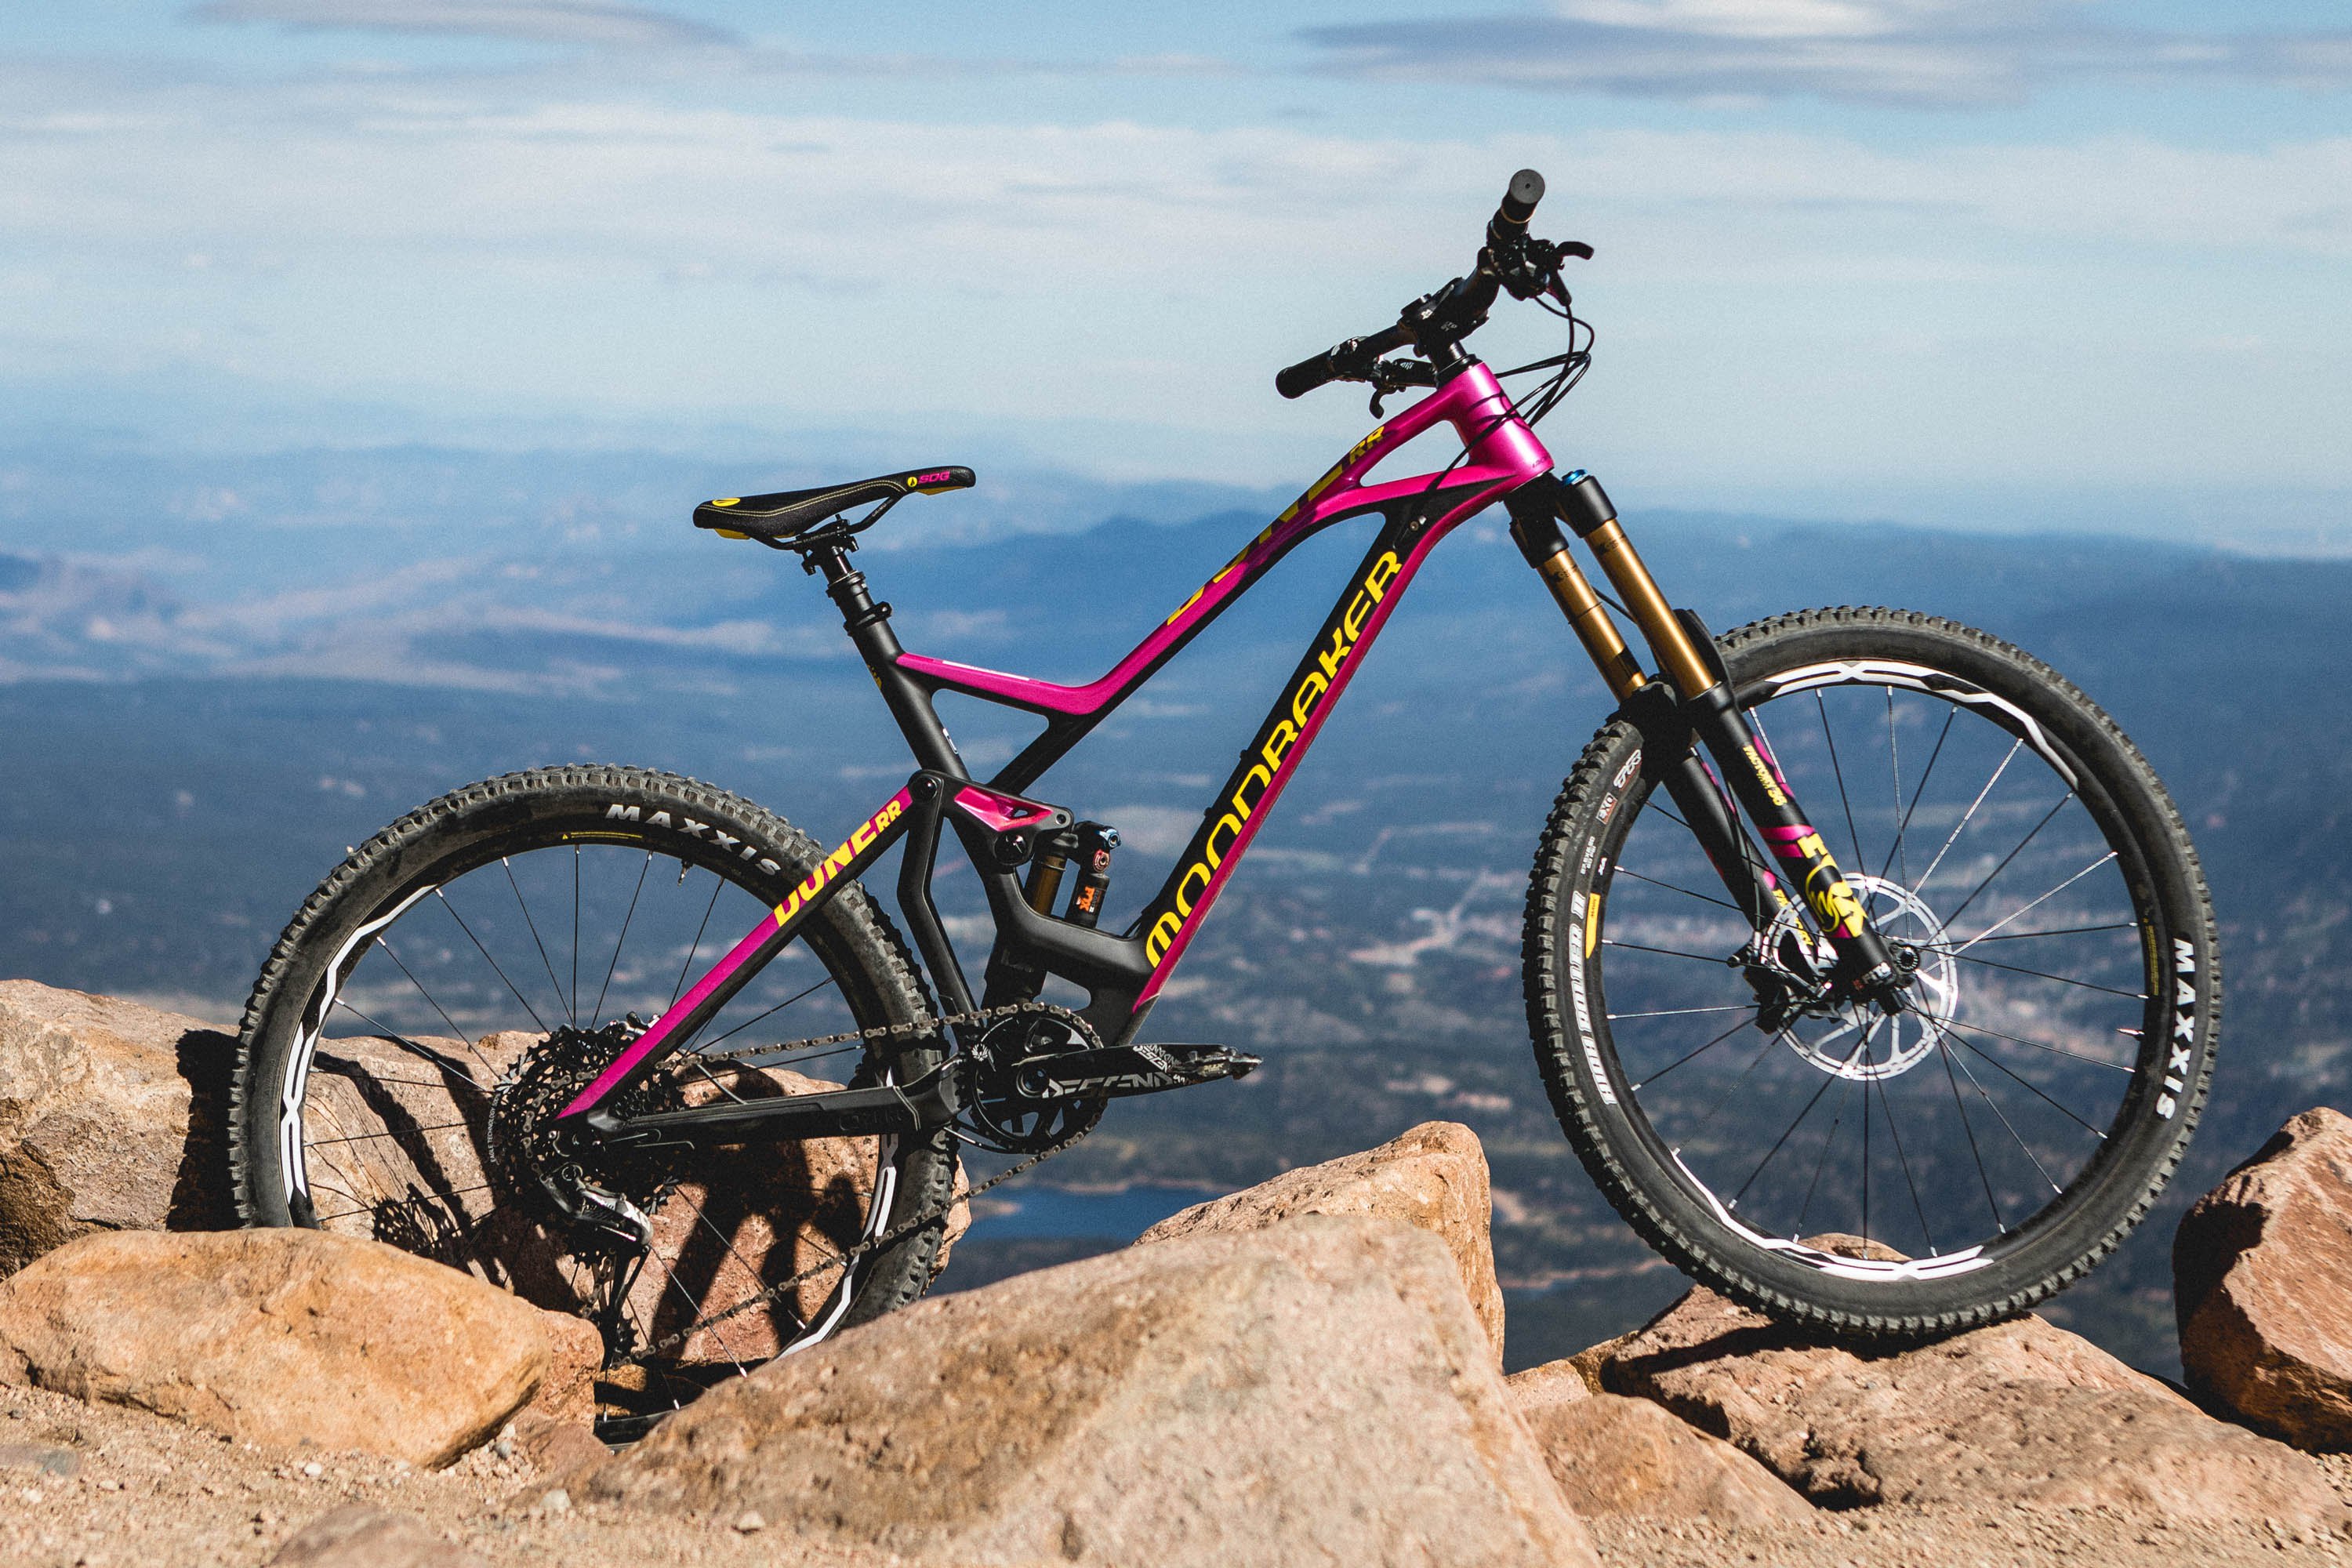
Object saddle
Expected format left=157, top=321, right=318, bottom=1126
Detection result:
left=694, top=466, right=975, bottom=542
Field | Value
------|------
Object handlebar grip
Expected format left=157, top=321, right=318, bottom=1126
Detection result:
left=1276, top=349, right=1344, bottom=401
left=1494, top=169, right=1544, bottom=231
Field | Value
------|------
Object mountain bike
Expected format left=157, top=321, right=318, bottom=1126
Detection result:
left=230, top=171, right=2219, bottom=1410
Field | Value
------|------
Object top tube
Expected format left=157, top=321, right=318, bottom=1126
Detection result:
left=896, top=363, right=1549, bottom=721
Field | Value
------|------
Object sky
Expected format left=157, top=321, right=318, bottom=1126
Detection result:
left=3, top=2, right=2350, bottom=546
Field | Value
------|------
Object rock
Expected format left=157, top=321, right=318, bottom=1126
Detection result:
left=1566, top=1330, right=1635, bottom=1395
left=514, top=1413, right=608, bottom=1478
left=0, top=1229, right=554, bottom=1467
left=1521, top=1392, right=1811, bottom=1523
left=583, top=1215, right=1599, bottom=1568
left=1592, top=1279, right=2348, bottom=1529
left=0, top=981, right=235, bottom=1273
left=2177, top=1106, right=2352, bottom=1449
left=1135, top=1120, right=1506, bottom=1363
left=0, top=1439, right=78, bottom=1477
left=1503, top=1356, right=1590, bottom=1416
left=269, top=1504, right=488, bottom=1567
left=521, top=1307, right=602, bottom=1428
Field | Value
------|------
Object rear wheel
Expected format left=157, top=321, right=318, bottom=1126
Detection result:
left=230, top=765, right=957, bottom=1427
left=1526, top=608, right=2219, bottom=1335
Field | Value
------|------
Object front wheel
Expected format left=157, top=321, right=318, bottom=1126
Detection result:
left=1526, top=607, right=2219, bottom=1337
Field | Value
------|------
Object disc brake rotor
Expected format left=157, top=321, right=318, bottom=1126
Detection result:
left=1770, top=873, right=1958, bottom=1083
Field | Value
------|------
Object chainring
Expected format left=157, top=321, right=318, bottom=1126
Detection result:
left=960, top=1010, right=1109, bottom=1152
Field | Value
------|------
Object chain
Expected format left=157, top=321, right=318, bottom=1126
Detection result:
left=607, top=1000, right=1096, bottom=1368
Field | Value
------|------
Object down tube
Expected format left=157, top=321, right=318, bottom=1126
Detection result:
left=1132, top=500, right=1470, bottom=1009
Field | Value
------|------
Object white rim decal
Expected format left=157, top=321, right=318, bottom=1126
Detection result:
left=280, top=883, right=438, bottom=1208
left=1757, top=660, right=2077, bottom=788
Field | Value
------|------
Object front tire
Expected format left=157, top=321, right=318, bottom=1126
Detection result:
left=1525, top=608, right=2219, bottom=1337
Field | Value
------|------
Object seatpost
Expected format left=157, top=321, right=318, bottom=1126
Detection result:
left=802, top=539, right=966, bottom=779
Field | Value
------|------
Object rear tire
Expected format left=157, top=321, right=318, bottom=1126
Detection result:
left=230, top=765, right=958, bottom=1410
left=1525, top=608, right=2219, bottom=1336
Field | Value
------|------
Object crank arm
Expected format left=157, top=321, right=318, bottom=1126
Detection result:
left=1004, top=1042, right=1262, bottom=1103
left=579, top=1062, right=963, bottom=1150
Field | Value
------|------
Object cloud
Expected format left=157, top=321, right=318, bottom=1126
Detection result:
left=189, top=0, right=737, bottom=50
left=1300, top=0, right=2352, bottom=107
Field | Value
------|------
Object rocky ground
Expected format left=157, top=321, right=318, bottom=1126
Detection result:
left=6, top=1376, right=2352, bottom=1568
left=13, top=977, right=2352, bottom=1567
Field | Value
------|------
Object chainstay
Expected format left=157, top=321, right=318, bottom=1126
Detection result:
left=609, top=1000, right=1096, bottom=1369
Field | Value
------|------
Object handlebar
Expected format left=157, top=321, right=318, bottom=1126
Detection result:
left=1276, top=323, right=1413, bottom=401
left=1276, top=168, right=1584, bottom=401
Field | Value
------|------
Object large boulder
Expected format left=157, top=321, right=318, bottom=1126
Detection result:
left=576, top=1215, right=1599, bottom=1568
left=1135, top=1120, right=1506, bottom=1363
left=2177, top=1106, right=2352, bottom=1449
left=1519, top=1391, right=1811, bottom=1523
left=0, top=1228, right=556, bottom=1466
left=0, top=980, right=235, bottom=1272
left=1589, top=1279, right=2347, bottom=1529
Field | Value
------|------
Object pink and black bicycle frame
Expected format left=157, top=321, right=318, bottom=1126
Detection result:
left=557, top=364, right=1551, bottom=1123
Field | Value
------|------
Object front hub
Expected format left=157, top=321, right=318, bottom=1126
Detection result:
left=1762, top=874, right=1958, bottom=1082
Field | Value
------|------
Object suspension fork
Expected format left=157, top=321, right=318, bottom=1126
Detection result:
left=1506, top=474, right=1906, bottom=1006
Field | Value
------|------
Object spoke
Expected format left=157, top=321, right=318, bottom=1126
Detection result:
left=1878, top=706, right=1955, bottom=884
left=1860, top=1036, right=1873, bottom=1250
left=1945, top=1040, right=2063, bottom=1195
left=1602, top=938, right=1733, bottom=966
left=670, top=869, right=726, bottom=1010
left=1874, top=1068, right=1934, bottom=1251
left=1949, top=1015, right=2136, bottom=1073
left=1953, top=950, right=2143, bottom=1000
left=646, top=1246, right=751, bottom=1380
left=1923, top=920, right=2134, bottom=949
left=1610, top=1004, right=1751, bottom=1022
left=1688, top=1026, right=1784, bottom=1138
left=593, top=851, right=655, bottom=1027
left=571, top=845, right=582, bottom=1029
left=1940, top=1032, right=2005, bottom=1233
left=1792, top=1069, right=1859, bottom=1239
left=1886, top=689, right=1910, bottom=891
left=1945, top=1025, right=2108, bottom=1139
left=309, top=1123, right=475, bottom=1147
left=1629, top=1015, right=1753, bottom=1091
left=434, top=888, right=550, bottom=1034
left=369, top=935, right=497, bottom=1075
left=504, top=857, right=574, bottom=1028
left=1816, top=691, right=1868, bottom=875
left=1613, top=866, right=1743, bottom=914
left=328, top=999, right=486, bottom=1084
left=1950, top=852, right=2121, bottom=955
left=1916, top=737, right=2022, bottom=894
left=691, top=1205, right=811, bottom=1339
left=692, top=974, right=844, bottom=1053
left=1942, top=792, right=2074, bottom=931
left=1730, top=1028, right=1869, bottom=1208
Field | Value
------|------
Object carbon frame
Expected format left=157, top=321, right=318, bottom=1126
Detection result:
left=557, top=361, right=1552, bottom=1120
